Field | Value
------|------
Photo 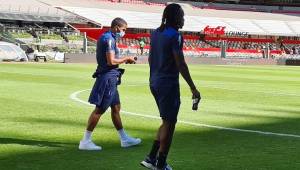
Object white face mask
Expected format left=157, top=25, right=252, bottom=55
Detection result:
left=116, top=31, right=125, bottom=38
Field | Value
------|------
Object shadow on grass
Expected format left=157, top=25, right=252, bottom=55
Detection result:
left=0, top=138, right=69, bottom=148
left=262, top=108, right=300, bottom=115
left=8, top=116, right=160, bottom=134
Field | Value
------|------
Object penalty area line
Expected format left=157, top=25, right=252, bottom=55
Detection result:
left=70, top=89, right=300, bottom=139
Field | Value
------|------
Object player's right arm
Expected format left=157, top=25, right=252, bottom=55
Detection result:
left=106, top=52, right=135, bottom=66
left=172, top=34, right=201, bottom=98
left=105, top=38, right=136, bottom=66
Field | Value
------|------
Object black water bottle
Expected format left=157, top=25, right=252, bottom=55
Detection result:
left=192, top=94, right=200, bottom=111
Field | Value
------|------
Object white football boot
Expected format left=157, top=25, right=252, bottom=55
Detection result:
left=121, top=136, right=142, bottom=148
left=79, top=140, right=102, bottom=151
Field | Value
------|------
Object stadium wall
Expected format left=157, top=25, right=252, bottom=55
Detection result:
left=64, top=53, right=278, bottom=65
left=64, top=53, right=96, bottom=63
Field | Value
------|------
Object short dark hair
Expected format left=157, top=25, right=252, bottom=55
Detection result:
left=111, top=17, right=127, bottom=28
left=159, top=3, right=183, bottom=32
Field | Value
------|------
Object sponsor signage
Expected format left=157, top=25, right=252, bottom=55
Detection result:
left=203, top=26, right=225, bottom=35
left=203, top=26, right=249, bottom=37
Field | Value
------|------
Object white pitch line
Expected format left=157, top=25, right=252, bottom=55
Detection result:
left=70, top=89, right=300, bottom=139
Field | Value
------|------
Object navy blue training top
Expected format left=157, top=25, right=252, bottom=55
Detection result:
left=149, top=27, right=184, bottom=86
left=96, top=31, right=120, bottom=73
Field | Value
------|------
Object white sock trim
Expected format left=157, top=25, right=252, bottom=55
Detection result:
left=118, top=129, right=128, bottom=140
left=83, top=130, right=92, bottom=141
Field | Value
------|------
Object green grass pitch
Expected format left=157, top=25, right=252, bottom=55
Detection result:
left=0, top=63, right=300, bottom=170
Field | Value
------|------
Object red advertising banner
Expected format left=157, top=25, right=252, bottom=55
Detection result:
left=203, top=26, right=226, bottom=35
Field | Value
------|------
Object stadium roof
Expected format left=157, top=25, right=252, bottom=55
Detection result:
left=0, top=0, right=85, bottom=23
left=60, top=6, right=300, bottom=36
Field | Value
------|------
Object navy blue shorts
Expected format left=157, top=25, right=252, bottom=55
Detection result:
left=88, top=73, right=120, bottom=112
left=150, top=84, right=181, bottom=123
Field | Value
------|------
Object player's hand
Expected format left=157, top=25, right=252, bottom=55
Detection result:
left=191, top=88, right=201, bottom=111
left=125, top=56, right=136, bottom=64
left=191, top=88, right=201, bottom=100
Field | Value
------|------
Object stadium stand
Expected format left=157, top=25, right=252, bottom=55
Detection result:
left=1, top=0, right=300, bottom=61
left=51, top=0, right=300, bottom=59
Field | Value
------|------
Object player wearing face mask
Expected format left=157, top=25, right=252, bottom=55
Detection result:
left=79, top=17, right=140, bottom=151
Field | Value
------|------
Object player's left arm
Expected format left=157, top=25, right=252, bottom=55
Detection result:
left=172, top=34, right=200, bottom=98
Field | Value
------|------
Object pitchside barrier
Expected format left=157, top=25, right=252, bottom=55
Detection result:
left=286, top=59, right=300, bottom=66
left=64, top=53, right=96, bottom=63
left=64, top=53, right=279, bottom=65
left=277, top=58, right=300, bottom=66
left=64, top=46, right=299, bottom=65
